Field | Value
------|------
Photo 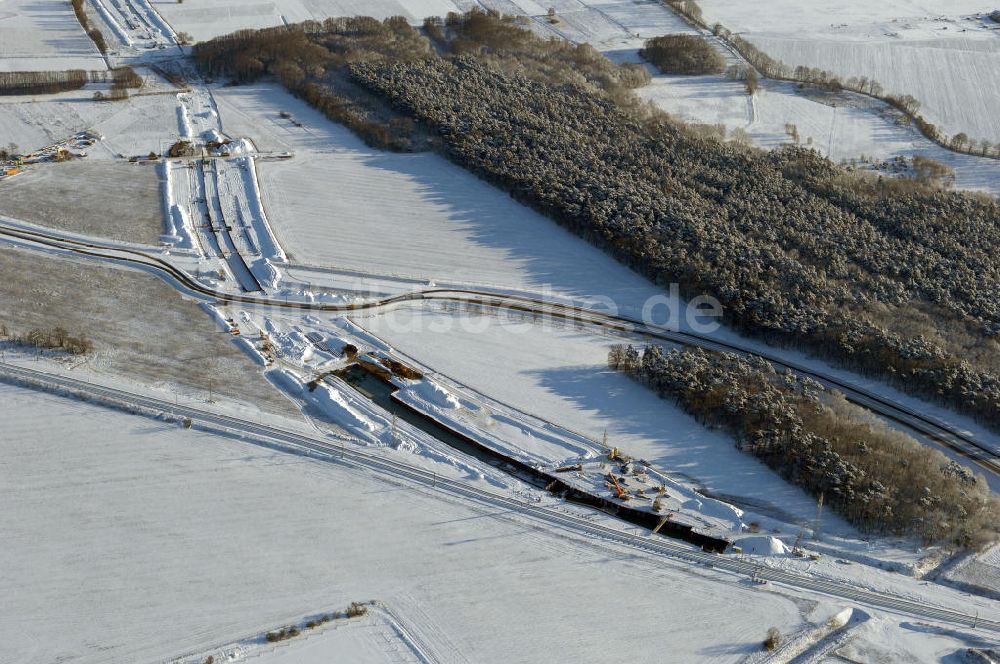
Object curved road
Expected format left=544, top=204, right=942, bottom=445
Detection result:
left=3, top=220, right=996, bottom=478
left=0, top=361, right=996, bottom=632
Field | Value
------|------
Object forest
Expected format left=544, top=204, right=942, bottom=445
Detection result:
left=192, top=13, right=649, bottom=150
left=639, top=34, right=725, bottom=75
left=192, top=11, right=1000, bottom=430
left=609, top=344, right=999, bottom=546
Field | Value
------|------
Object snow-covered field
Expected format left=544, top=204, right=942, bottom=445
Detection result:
left=184, top=604, right=431, bottom=663
left=634, top=68, right=1000, bottom=194
left=150, top=0, right=690, bottom=49
left=751, top=34, right=1000, bottom=144
left=0, top=160, right=165, bottom=244
left=155, top=0, right=463, bottom=42
left=491, top=0, right=692, bottom=47
left=2, top=1, right=999, bottom=660
left=697, top=0, right=1000, bottom=143
left=589, top=0, right=1000, bottom=193
left=216, top=83, right=675, bottom=309
left=359, top=304, right=863, bottom=539
left=0, top=247, right=295, bottom=413
left=837, top=614, right=997, bottom=663
left=0, top=380, right=805, bottom=663
left=0, top=0, right=106, bottom=71
left=152, top=0, right=686, bottom=45
left=944, top=542, right=1000, bottom=596
left=0, top=86, right=183, bottom=158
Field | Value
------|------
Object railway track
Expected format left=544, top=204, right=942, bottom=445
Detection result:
left=40, top=0, right=996, bottom=640
left=2, top=220, right=997, bottom=478
left=1, top=360, right=997, bottom=632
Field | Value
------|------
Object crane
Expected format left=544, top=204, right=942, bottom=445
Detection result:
left=606, top=473, right=628, bottom=500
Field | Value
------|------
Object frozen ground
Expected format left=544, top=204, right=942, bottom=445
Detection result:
left=185, top=604, right=429, bottom=664
left=0, top=85, right=183, bottom=158
left=836, top=614, right=999, bottom=663
left=0, top=161, right=165, bottom=244
left=359, top=304, right=860, bottom=539
left=0, top=0, right=107, bottom=71
left=211, top=80, right=1000, bottom=482
left=216, top=83, right=675, bottom=307
left=943, top=543, right=1000, bottom=597
left=0, top=380, right=805, bottom=664
left=199, top=3, right=999, bottom=196
left=696, top=0, right=1000, bottom=143
left=632, top=67, right=1000, bottom=195
left=155, top=0, right=464, bottom=42
left=0, top=246, right=295, bottom=414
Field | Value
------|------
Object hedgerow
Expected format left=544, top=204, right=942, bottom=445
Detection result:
left=610, top=344, right=999, bottom=547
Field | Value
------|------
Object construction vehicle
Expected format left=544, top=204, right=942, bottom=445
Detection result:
left=791, top=530, right=806, bottom=557
left=605, top=473, right=629, bottom=500
left=651, top=513, right=674, bottom=535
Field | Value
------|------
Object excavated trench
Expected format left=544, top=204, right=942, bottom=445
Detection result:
left=333, top=362, right=730, bottom=553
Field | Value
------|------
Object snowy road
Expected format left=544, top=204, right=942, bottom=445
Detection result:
left=6, top=1, right=998, bottom=658
left=2, top=219, right=996, bottom=482
left=1, top=359, right=997, bottom=633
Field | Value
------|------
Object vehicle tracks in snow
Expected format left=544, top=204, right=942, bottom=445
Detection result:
left=1, top=220, right=997, bottom=480
left=0, top=360, right=997, bottom=633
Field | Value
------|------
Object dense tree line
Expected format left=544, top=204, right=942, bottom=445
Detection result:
left=0, top=67, right=140, bottom=99
left=105, top=65, right=143, bottom=100
left=0, top=70, right=91, bottom=96
left=438, top=10, right=650, bottom=94
left=192, top=17, right=432, bottom=150
left=350, top=52, right=1000, bottom=427
left=192, top=12, right=650, bottom=150
left=639, top=34, right=725, bottom=75
left=71, top=0, right=108, bottom=55
left=610, top=344, right=998, bottom=547
left=110, top=66, right=142, bottom=89
left=192, top=12, right=1000, bottom=430
left=192, top=10, right=650, bottom=95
